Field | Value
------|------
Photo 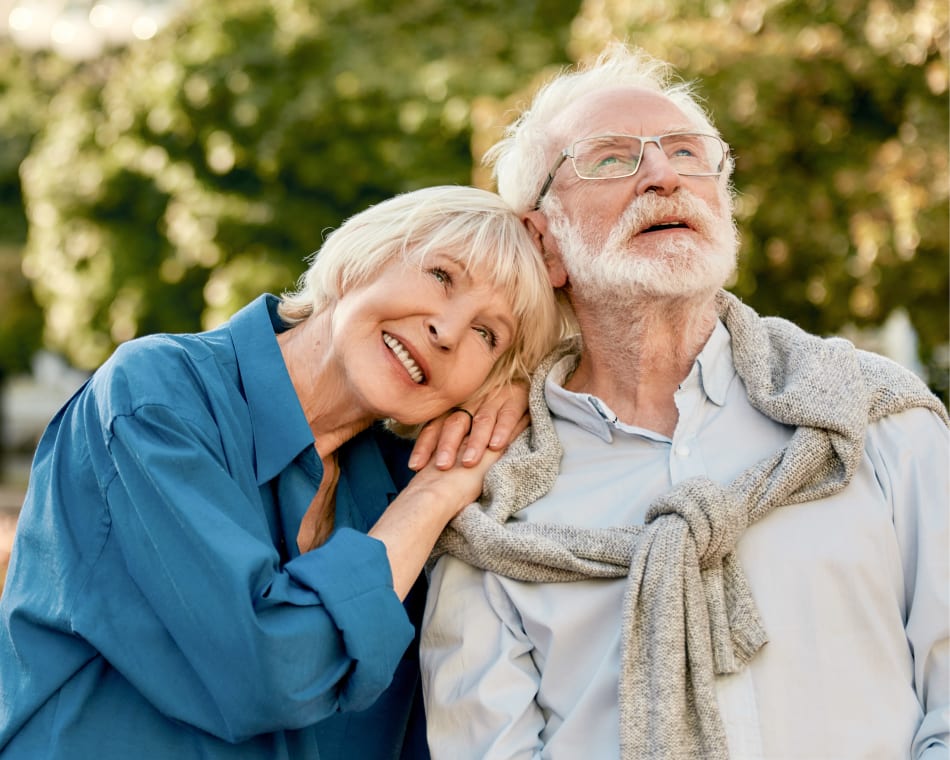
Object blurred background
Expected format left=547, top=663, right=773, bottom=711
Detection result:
left=0, top=0, right=948, bottom=580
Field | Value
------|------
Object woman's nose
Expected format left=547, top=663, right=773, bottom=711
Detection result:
left=426, top=317, right=460, bottom=351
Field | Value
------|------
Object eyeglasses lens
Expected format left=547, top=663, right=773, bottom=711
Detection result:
left=572, top=134, right=725, bottom=178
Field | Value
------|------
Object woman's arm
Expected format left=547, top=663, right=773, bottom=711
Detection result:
left=95, top=403, right=413, bottom=740
left=371, top=445, right=502, bottom=599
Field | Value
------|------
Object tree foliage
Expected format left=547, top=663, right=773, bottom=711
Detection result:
left=19, top=0, right=576, bottom=369
left=9, top=0, right=949, bottom=402
left=0, top=43, right=72, bottom=377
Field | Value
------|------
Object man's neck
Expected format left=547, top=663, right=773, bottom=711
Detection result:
left=564, top=291, right=719, bottom=436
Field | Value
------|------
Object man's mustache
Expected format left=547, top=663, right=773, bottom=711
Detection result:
left=608, top=191, right=720, bottom=246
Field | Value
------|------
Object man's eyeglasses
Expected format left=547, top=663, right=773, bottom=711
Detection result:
left=533, top=132, right=729, bottom=209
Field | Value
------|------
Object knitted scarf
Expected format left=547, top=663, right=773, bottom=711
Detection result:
left=433, top=290, right=949, bottom=760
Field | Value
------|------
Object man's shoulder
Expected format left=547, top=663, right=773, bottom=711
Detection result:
left=866, top=403, right=950, bottom=449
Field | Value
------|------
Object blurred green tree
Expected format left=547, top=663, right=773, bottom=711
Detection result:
left=0, top=42, right=74, bottom=378
left=556, top=0, right=948, bottom=399
left=19, top=0, right=577, bottom=371
left=0, top=42, right=75, bottom=462
left=13, top=0, right=949, bottom=405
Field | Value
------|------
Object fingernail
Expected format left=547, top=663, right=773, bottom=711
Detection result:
left=408, top=456, right=421, bottom=470
left=436, top=452, right=451, bottom=468
left=462, top=447, right=476, bottom=464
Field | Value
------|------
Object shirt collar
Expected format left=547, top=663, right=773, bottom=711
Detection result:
left=544, top=319, right=736, bottom=442
left=228, top=294, right=315, bottom=485
left=544, top=353, right=615, bottom=441
left=695, top=319, right=734, bottom=407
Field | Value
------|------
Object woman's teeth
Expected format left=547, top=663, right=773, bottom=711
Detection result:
left=383, top=333, right=425, bottom=383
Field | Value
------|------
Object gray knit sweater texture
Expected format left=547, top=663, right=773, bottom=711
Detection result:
left=432, top=290, right=949, bottom=760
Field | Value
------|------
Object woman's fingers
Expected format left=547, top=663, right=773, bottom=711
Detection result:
left=407, top=383, right=530, bottom=471
left=457, top=383, right=529, bottom=467
left=483, top=390, right=530, bottom=451
left=408, top=409, right=474, bottom=471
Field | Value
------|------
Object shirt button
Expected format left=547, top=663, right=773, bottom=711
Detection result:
left=675, top=444, right=691, bottom=457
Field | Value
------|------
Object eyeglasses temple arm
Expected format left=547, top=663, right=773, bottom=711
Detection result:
left=532, top=152, right=569, bottom=210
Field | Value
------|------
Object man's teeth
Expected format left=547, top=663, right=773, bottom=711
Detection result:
left=383, top=334, right=425, bottom=384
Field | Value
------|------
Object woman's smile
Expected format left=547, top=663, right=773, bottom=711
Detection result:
left=383, top=332, right=427, bottom=384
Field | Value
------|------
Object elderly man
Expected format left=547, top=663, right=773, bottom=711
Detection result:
left=420, top=45, right=949, bottom=760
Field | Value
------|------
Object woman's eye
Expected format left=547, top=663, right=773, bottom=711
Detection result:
left=474, top=326, right=498, bottom=349
left=429, top=267, right=451, bottom=286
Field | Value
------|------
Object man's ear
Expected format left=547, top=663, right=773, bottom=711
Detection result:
left=523, top=211, right=568, bottom=288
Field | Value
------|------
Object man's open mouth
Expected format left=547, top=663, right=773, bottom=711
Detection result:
left=383, top=333, right=426, bottom=384
left=641, top=221, right=690, bottom=234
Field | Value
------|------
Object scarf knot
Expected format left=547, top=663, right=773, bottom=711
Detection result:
left=646, top=478, right=746, bottom=570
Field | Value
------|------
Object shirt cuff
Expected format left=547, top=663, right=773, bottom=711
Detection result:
left=285, top=527, right=414, bottom=710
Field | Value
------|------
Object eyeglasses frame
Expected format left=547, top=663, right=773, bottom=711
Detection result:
left=532, top=132, right=730, bottom=210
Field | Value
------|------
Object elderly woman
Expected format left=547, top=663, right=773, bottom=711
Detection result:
left=0, top=186, right=564, bottom=759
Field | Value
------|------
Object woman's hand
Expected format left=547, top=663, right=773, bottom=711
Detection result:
left=371, top=443, right=503, bottom=599
left=408, top=382, right=529, bottom=471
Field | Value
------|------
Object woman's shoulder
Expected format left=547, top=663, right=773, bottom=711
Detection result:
left=89, top=329, right=237, bottom=422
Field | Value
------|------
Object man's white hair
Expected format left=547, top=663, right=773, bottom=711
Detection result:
left=486, top=43, right=732, bottom=214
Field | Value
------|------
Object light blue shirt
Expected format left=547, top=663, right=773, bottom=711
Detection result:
left=422, top=321, right=949, bottom=759
left=0, top=295, right=429, bottom=759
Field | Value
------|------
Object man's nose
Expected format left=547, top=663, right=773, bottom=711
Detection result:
left=632, top=140, right=681, bottom=196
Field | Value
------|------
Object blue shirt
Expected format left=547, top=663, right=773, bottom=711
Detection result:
left=0, top=295, right=429, bottom=759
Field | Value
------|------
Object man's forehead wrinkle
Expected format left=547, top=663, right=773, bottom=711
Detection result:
left=550, top=86, right=692, bottom=145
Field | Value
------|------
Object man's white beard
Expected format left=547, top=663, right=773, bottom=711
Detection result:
left=547, top=189, right=739, bottom=304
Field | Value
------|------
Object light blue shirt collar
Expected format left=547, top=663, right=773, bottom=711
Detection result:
left=544, top=320, right=735, bottom=443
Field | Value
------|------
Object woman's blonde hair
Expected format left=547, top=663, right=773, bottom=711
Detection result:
left=278, top=185, right=568, bottom=428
